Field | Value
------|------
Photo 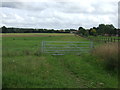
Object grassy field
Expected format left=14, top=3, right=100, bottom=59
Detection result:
left=2, top=33, right=118, bottom=88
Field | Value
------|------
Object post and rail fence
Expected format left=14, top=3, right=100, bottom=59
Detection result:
left=76, top=34, right=120, bottom=43
left=87, top=37, right=120, bottom=43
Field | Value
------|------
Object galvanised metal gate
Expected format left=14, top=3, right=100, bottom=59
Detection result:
left=41, top=41, right=94, bottom=55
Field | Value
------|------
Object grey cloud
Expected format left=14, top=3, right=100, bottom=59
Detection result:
left=1, top=2, right=23, bottom=8
left=2, top=1, right=116, bottom=15
left=1, top=2, right=47, bottom=11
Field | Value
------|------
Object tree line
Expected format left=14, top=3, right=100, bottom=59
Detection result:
left=77, top=24, right=120, bottom=36
left=1, top=24, right=120, bottom=36
left=1, top=26, right=76, bottom=33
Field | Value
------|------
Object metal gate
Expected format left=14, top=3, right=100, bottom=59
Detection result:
left=41, top=41, right=93, bottom=55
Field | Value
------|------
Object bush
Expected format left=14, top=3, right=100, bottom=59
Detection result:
left=92, top=42, right=119, bottom=71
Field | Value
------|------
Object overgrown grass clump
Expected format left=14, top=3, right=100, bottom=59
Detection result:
left=92, top=42, right=119, bottom=71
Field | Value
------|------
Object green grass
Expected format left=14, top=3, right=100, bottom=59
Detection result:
left=2, top=33, right=118, bottom=88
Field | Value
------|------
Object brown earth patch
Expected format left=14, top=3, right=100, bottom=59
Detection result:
left=2, top=35, right=57, bottom=37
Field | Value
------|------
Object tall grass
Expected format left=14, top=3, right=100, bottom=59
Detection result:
left=92, top=42, right=119, bottom=71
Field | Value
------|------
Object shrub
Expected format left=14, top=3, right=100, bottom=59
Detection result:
left=92, top=42, right=119, bottom=71
left=34, top=50, right=41, bottom=56
left=23, top=49, right=31, bottom=55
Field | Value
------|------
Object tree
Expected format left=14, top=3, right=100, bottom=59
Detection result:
left=97, top=24, right=106, bottom=35
left=90, top=29, right=97, bottom=36
left=2, top=26, right=7, bottom=33
left=78, top=27, right=86, bottom=36
left=105, top=24, right=115, bottom=36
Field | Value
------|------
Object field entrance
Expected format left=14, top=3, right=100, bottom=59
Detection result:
left=42, top=41, right=94, bottom=55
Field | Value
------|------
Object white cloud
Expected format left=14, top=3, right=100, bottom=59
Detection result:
left=0, top=0, right=119, bottom=29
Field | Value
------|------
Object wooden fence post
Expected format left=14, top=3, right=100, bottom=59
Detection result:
left=114, top=38, right=115, bottom=42
left=104, top=38, right=106, bottom=43
left=111, top=38, right=112, bottom=42
left=108, top=38, right=109, bottom=42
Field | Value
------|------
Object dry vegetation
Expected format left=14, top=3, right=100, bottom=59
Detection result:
left=93, top=42, right=119, bottom=71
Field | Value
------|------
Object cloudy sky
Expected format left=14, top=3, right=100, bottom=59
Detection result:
left=0, top=0, right=119, bottom=29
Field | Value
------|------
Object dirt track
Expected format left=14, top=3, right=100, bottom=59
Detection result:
left=1, top=35, right=62, bottom=37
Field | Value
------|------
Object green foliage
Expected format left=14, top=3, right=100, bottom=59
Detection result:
left=97, top=24, right=115, bottom=35
left=90, top=29, right=97, bottom=36
left=77, top=24, right=118, bottom=37
left=78, top=27, right=87, bottom=36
